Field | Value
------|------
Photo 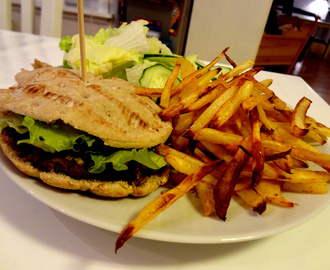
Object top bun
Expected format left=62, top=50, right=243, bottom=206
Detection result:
left=0, top=61, right=172, bottom=149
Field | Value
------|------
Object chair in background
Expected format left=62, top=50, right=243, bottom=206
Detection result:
left=125, top=0, right=173, bottom=41
left=184, top=0, right=273, bottom=65
left=255, top=14, right=319, bottom=74
left=0, top=0, right=64, bottom=38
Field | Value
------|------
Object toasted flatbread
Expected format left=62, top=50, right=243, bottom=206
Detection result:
left=0, top=63, right=172, bottom=149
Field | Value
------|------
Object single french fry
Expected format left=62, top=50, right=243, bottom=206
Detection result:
left=195, top=181, right=215, bottom=216
left=259, top=78, right=273, bottom=88
left=186, top=83, right=227, bottom=111
left=194, top=128, right=243, bottom=145
left=134, top=86, right=163, bottom=97
left=115, top=160, right=221, bottom=252
left=194, top=147, right=213, bottom=163
left=234, top=178, right=252, bottom=191
left=223, top=59, right=255, bottom=81
left=160, top=63, right=181, bottom=108
left=171, top=134, right=189, bottom=151
left=276, top=126, right=320, bottom=153
left=254, top=180, right=295, bottom=207
left=306, top=116, right=330, bottom=138
left=236, top=188, right=267, bottom=214
left=213, top=135, right=252, bottom=221
left=262, top=139, right=292, bottom=153
left=283, top=182, right=328, bottom=194
left=173, top=57, right=196, bottom=78
left=306, top=128, right=327, bottom=145
left=197, top=68, right=221, bottom=88
left=264, top=148, right=292, bottom=161
left=200, top=141, right=233, bottom=163
left=290, top=97, right=311, bottom=138
left=284, top=169, right=330, bottom=183
left=292, top=157, right=309, bottom=168
left=174, top=75, right=199, bottom=102
left=156, top=145, right=220, bottom=185
left=249, top=77, right=275, bottom=97
left=224, top=52, right=237, bottom=67
left=173, top=111, right=195, bottom=135
left=250, top=107, right=264, bottom=186
left=266, top=166, right=330, bottom=184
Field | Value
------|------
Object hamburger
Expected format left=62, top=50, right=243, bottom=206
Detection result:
left=0, top=60, right=172, bottom=197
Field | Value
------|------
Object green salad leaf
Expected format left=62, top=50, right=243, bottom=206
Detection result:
left=59, top=20, right=172, bottom=79
left=89, top=148, right=167, bottom=173
left=18, top=116, right=95, bottom=153
left=1, top=114, right=166, bottom=173
left=0, top=113, right=28, bottom=134
left=59, top=36, right=73, bottom=53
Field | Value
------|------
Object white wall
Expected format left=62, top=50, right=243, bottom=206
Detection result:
left=184, top=0, right=273, bottom=65
left=294, top=0, right=329, bottom=19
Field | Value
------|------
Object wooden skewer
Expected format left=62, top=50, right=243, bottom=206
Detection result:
left=77, top=0, right=87, bottom=82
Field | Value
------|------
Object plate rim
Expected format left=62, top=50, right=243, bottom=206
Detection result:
left=1, top=70, right=330, bottom=244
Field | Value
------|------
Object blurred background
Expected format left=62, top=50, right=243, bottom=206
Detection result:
left=2, top=0, right=330, bottom=103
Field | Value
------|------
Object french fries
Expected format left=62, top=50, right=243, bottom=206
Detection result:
left=115, top=49, right=330, bottom=252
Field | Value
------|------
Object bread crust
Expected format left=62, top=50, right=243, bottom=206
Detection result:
left=0, top=131, right=170, bottom=197
left=0, top=65, right=172, bottom=149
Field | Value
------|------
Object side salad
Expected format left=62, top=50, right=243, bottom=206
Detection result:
left=59, top=20, right=231, bottom=88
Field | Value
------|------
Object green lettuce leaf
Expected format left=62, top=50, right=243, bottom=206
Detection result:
left=63, top=35, right=141, bottom=79
left=0, top=113, right=28, bottom=134
left=1, top=114, right=167, bottom=173
left=89, top=148, right=167, bottom=173
left=59, top=20, right=172, bottom=79
left=18, top=116, right=95, bottom=153
left=147, top=36, right=173, bottom=54
left=59, top=36, right=73, bottom=53
left=103, top=20, right=151, bottom=54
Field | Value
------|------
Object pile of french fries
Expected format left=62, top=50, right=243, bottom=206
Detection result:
left=115, top=48, right=330, bottom=252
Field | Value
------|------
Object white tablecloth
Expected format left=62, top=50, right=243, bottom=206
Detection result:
left=0, top=30, right=329, bottom=270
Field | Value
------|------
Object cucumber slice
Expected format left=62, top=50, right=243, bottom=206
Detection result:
left=144, top=54, right=181, bottom=58
left=219, top=66, right=231, bottom=75
left=139, top=64, right=180, bottom=88
left=143, top=54, right=180, bottom=69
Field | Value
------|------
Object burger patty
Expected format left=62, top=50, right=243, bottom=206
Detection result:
left=4, top=127, right=156, bottom=184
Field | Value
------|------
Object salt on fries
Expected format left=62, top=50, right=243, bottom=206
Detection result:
left=115, top=49, right=330, bottom=252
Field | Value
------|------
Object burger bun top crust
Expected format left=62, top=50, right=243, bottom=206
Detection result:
left=0, top=62, right=172, bottom=149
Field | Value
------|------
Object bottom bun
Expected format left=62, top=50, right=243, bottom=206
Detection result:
left=0, top=131, right=169, bottom=197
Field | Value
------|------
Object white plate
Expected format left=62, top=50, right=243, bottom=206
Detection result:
left=1, top=70, right=330, bottom=244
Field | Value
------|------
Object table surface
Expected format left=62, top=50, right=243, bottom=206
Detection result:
left=292, top=12, right=330, bottom=29
left=0, top=29, right=329, bottom=270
